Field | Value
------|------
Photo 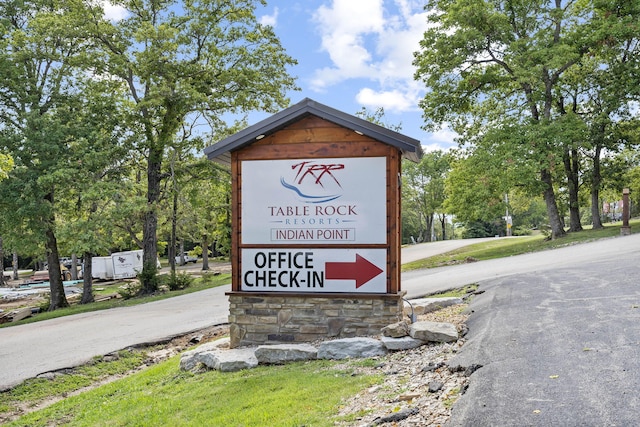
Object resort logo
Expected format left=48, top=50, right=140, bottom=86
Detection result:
left=280, top=160, right=345, bottom=203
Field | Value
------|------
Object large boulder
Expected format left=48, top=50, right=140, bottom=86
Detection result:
left=198, top=348, right=258, bottom=372
left=317, top=337, right=387, bottom=360
left=409, top=321, right=458, bottom=343
left=179, top=338, right=230, bottom=371
left=380, top=335, right=425, bottom=351
left=254, top=344, right=318, bottom=364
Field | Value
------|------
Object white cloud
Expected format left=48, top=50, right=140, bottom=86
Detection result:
left=428, top=124, right=460, bottom=149
left=260, top=7, right=279, bottom=27
left=356, top=88, right=415, bottom=113
left=99, top=1, right=128, bottom=21
left=310, top=0, right=430, bottom=113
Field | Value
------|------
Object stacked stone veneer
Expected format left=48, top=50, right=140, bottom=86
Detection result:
left=228, top=293, right=404, bottom=348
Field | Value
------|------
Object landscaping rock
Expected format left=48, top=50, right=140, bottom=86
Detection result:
left=410, top=321, right=458, bottom=343
left=381, top=321, right=410, bottom=338
left=179, top=338, right=230, bottom=371
left=317, top=337, right=387, bottom=360
left=405, top=297, right=463, bottom=316
left=381, top=335, right=425, bottom=351
left=198, top=348, right=258, bottom=372
left=254, top=344, right=318, bottom=364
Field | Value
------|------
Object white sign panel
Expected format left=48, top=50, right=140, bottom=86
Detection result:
left=241, top=248, right=387, bottom=293
left=241, top=157, right=386, bottom=244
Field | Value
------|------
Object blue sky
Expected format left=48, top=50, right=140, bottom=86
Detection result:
left=103, top=0, right=457, bottom=151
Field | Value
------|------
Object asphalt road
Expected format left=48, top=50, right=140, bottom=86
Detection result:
left=447, top=234, right=640, bottom=426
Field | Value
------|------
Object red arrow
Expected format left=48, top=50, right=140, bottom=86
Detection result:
left=325, top=254, right=383, bottom=288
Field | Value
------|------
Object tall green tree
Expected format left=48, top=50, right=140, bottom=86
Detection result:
left=86, top=0, right=297, bottom=293
left=0, top=154, right=13, bottom=286
left=403, top=150, right=450, bottom=242
left=54, top=78, right=132, bottom=304
left=413, top=0, right=633, bottom=239
left=0, top=0, right=98, bottom=309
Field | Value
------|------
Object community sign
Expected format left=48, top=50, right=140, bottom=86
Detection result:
left=240, top=156, right=387, bottom=293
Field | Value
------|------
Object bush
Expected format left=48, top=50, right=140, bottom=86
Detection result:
left=118, top=281, right=142, bottom=299
left=166, top=271, right=193, bottom=291
left=199, top=270, right=221, bottom=285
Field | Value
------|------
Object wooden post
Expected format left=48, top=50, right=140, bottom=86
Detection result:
left=621, top=188, right=631, bottom=235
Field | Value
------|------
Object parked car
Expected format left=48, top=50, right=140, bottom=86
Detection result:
left=175, top=254, right=198, bottom=265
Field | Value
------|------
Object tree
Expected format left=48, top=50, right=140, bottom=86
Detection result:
left=403, top=150, right=450, bottom=242
left=0, top=155, right=13, bottom=286
left=54, top=77, right=132, bottom=304
left=413, top=0, right=633, bottom=239
left=0, top=0, right=99, bottom=309
left=86, top=0, right=298, bottom=293
left=444, top=148, right=508, bottom=226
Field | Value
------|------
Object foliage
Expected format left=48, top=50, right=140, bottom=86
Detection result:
left=402, top=151, right=450, bottom=242
left=462, top=220, right=504, bottom=239
left=163, top=271, right=194, bottom=291
left=85, top=0, right=298, bottom=292
left=117, top=281, right=142, bottom=299
left=413, top=0, right=640, bottom=240
left=0, top=0, right=106, bottom=309
left=0, top=154, right=13, bottom=181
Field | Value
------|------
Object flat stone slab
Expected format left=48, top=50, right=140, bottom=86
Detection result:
left=410, top=321, right=458, bottom=343
left=255, top=344, right=318, bottom=364
left=405, top=297, right=463, bottom=316
left=381, top=335, right=425, bottom=351
left=199, top=348, right=258, bottom=372
left=317, top=337, right=387, bottom=360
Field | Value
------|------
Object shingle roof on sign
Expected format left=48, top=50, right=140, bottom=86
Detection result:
left=203, top=98, right=422, bottom=166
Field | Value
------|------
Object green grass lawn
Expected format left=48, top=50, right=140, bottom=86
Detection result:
left=3, top=356, right=381, bottom=427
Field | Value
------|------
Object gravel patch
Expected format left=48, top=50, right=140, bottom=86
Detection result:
left=331, top=304, right=469, bottom=426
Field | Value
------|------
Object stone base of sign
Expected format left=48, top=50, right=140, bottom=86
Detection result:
left=621, top=226, right=631, bottom=236
left=227, top=292, right=405, bottom=348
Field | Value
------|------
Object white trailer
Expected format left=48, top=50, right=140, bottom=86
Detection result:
left=91, top=256, right=115, bottom=280
left=111, top=250, right=144, bottom=280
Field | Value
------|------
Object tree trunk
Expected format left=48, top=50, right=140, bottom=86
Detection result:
left=45, top=218, right=68, bottom=310
left=169, top=190, right=178, bottom=273
left=439, top=213, right=447, bottom=240
left=81, top=252, right=94, bottom=304
left=12, top=252, right=18, bottom=280
left=424, top=213, right=434, bottom=242
left=0, top=237, right=5, bottom=287
left=590, top=145, right=604, bottom=229
left=202, top=234, right=210, bottom=270
left=541, top=169, right=566, bottom=239
left=141, top=145, right=162, bottom=294
left=71, top=253, right=79, bottom=280
left=563, top=148, right=583, bottom=232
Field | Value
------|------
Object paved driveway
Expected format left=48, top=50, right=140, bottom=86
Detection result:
left=447, top=235, right=640, bottom=426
